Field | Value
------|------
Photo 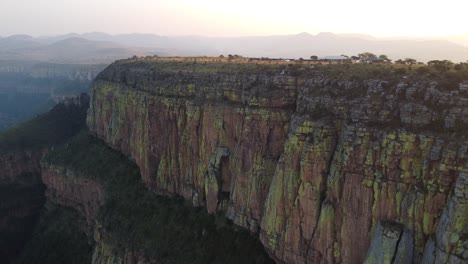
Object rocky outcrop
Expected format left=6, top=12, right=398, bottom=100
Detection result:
left=422, top=170, right=468, bottom=263
left=363, top=221, right=413, bottom=264
left=88, top=58, right=468, bottom=263
left=40, top=164, right=104, bottom=228
left=37, top=163, right=142, bottom=264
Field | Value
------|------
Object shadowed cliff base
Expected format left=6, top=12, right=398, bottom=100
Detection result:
left=43, top=132, right=274, bottom=264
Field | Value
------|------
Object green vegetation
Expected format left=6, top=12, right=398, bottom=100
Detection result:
left=14, top=204, right=92, bottom=264
left=44, top=132, right=273, bottom=264
left=0, top=100, right=88, bottom=152
left=120, top=58, right=283, bottom=75
left=117, top=57, right=468, bottom=93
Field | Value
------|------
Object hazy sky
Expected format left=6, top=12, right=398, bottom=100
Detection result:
left=1, top=0, right=467, bottom=37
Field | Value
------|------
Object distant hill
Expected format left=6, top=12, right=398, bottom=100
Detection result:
left=33, top=32, right=468, bottom=62
left=0, top=36, right=163, bottom=64
left=1, top=32, right=468, bottom=63
left=446, top=35, right=468, bottom=47
left=0, top=35, right=43, bottom=50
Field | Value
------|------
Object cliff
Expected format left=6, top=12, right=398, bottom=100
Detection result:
left=87, top=58, right=468, bottom=263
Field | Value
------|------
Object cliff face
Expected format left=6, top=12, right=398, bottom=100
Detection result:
left=41, top=164, right=104, bottom=228
left=87, top=59, right=468, bottom=264
left=39, top=162, right=145, bottom=264
left=261, top=124, right=467, bottom=263
left=87, top=69, right=297, bottom=231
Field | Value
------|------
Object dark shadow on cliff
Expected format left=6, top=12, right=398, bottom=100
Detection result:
left=44, top=132, right=274, bottom=264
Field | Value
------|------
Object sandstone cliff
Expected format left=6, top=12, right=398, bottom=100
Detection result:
left=87, top=58, right=468, bottom=263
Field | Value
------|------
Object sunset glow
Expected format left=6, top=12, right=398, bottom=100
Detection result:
left=1, top=0, right=467, bottom=38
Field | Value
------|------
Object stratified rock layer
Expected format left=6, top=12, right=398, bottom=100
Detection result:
left=87, top=59, right=468, bottom=264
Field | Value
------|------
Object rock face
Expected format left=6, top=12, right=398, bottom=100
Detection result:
left=363, top=221, right=413, bottom=264
left=426, top=171, right=468, bottom=263
left=41, top=164, right=104, bottom=228
left=87, top=59, right=468, bottom=264
left=39, top=163, right=127, bottom=264
left=39, top=153, right=140, bottom=264
left=87, top=67, right=296, bottom=232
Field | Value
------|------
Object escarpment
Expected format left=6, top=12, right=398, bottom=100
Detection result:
left=87, top=64, right=297, bottom=231
left=87, top=58, right=468, bottom=264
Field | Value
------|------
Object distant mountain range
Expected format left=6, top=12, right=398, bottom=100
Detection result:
left=1, top=32, right=468, bottom=63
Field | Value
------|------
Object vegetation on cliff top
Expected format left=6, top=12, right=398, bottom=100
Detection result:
left=114, top=56, right=468, bottom=89
left=44, top=132, right=273, bottom=264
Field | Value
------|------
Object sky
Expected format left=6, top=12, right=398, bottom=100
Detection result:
left=1, top=0, right=467, bottom=38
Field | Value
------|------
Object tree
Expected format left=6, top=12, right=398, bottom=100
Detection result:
left=395, top=59, right=405, bottom=64
left=378, top=54, right=391, bottom=63
left=358, top=52, right=377, bottom=63
left=310, top=55, right=318, bottom=60
left=404, top=58, right=417, bottom=65
left=428, top=60, right=454, bottom=72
